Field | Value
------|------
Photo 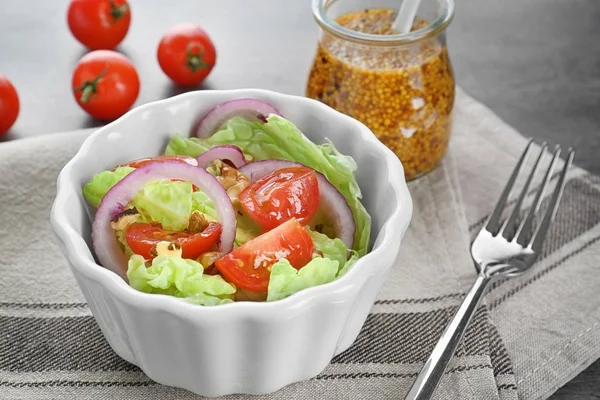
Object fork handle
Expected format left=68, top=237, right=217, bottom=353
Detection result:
left=404, top=273, right=491, bottom=400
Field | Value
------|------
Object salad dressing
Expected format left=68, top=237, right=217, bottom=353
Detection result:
left=306, top=8, right=455, bottom=180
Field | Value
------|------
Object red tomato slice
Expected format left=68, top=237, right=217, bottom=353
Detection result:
left=125, top=222, right=221, bottom=260
left=215, top=218, right=314, bottom=292
left=239, top=167, right=320, bottom=231
left=125, top=155, right=198, bottom=168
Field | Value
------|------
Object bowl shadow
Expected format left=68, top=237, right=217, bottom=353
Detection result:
left=161, top=81, right=215, bottom=99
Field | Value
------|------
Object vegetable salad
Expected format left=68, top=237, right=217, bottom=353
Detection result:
left=83, top=99, right=371, bottom=305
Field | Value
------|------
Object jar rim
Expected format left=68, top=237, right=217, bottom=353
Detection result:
left=312, top=0, right=455, bottom=46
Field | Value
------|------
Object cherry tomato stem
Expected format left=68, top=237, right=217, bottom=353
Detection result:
left=75, top=68, right=107, bottom=103
left=186, top=46, right=210, bottom=72
left=71, top=50, right=139, bottom=120
left=109, top=0, right=129, bottom=19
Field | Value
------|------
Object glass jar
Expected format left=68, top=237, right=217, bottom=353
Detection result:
left=306, top=0, right=455, bottom=181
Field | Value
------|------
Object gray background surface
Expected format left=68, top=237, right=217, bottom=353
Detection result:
left=1, top=0, right=599, bottom=398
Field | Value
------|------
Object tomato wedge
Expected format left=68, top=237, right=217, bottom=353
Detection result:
left=125, top=155, right=198, bottom=168
left=215, top=218, right=314, bottom=292
left=239, top=167, right=319, bottom=231
left=125, top=222, right=221, bottom=260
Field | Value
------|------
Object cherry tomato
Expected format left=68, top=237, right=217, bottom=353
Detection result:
left=125, top=222, right=222, bottom=260
left=0, top=74, right=19, bottom=135
left=239, top=167, right=320, bottom=231
left=67, top=0, right=131, bottom=50
left=72, top=50, right=140, bottom=120
left=157, top=23, right=216, bottom=86
left=215, top=219, right=314, bottom=292
left=125, top=155, right=198, bottom=169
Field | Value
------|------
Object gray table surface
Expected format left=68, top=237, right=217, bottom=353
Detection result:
left=1, top=0, right=599, bottom=398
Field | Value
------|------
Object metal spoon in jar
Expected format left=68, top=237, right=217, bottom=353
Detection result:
left=393, top=0, right=422, bottom=33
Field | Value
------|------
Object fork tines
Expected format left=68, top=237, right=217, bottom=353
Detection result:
left=484, top=139, right=575, bottom=249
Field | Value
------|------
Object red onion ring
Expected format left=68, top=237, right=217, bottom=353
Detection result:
left=194, top=98, right=282, bottom=138
left=238, top=160, right=355, bottom=249
left=196, top=145, right=246, bottom=169
left=92, top=161, right=236, bottom=278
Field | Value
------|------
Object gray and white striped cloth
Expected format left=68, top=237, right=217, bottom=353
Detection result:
left=1, top=89, right=599, bottom=399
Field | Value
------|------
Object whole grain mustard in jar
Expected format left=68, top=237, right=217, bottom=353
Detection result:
left=306, top=0, right=455, bottom=180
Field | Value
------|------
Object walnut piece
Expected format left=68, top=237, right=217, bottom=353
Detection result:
left=226, top=180, right=249, bottom=205
left=110, top=208, right=139, bottom=231
left=216, top=163, right=249, bottom=190
left=151, top=241, right=183, bottom=258
left=198, top=251, right=221, bottom=268
left=188, top=210, right=211, bottom=234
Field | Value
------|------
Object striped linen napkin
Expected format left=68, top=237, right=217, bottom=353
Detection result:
left=1, top=89, right=599, bottom=399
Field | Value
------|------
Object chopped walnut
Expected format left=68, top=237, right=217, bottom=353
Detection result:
left=226, top=180, right=249, bottom=205
left=188, top=210, right=211, bottom=233
left=151, top=241, right=183, bottom=258
left=110, top=208, right=139, bottom=231
left=203, top=264, right=219, bottom=275
left=206, top=160, right=223, bottom=177
left=198, top=251, right=221, bottom=268
left=216, top=163, right=249, bottom=190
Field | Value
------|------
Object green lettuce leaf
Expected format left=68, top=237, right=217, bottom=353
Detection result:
left=132, top=180, right=193, bottom=231
left=83, top=166, right=135, bottom=208
left=133, top=181, right=220, bottom=231
left=308, top=228, right=359, bottom=278
left=84, top=169, right=220, bottom=233
left=234, top=212, right=262, bottom=248
left=337, top=251, right=359, bottom=278
left=164, top=134, right=210, bottom=157
left=266, top=229, right=360, bottom=302
left=267, top=258, right=339, bottom=302
left=193, top=187, right=261, bottom=248
left=127, top=254, right=236, bottom=306
left=308, top=229, right=348, bottom=267
left=192, top=190, right=217, bottom=220
left=164, top=115, right=371, bottom=255
left=115, top=229, right=135, bottom=259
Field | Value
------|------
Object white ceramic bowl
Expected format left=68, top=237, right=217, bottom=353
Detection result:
left=51, top=89, right=413, bottom=397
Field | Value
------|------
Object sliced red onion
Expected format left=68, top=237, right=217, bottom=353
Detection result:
left=238, top=160, right=301, bottom=181
left=92, top=161, right=236, bottom=278
left=194, top=98, right=283, bottom=138
left=196, top=145, right=246, bottom=169
left=238, top=160, right=355, bottom=249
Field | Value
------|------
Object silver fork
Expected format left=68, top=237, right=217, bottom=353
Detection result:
left=404, top=140, right=575, bottom=400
